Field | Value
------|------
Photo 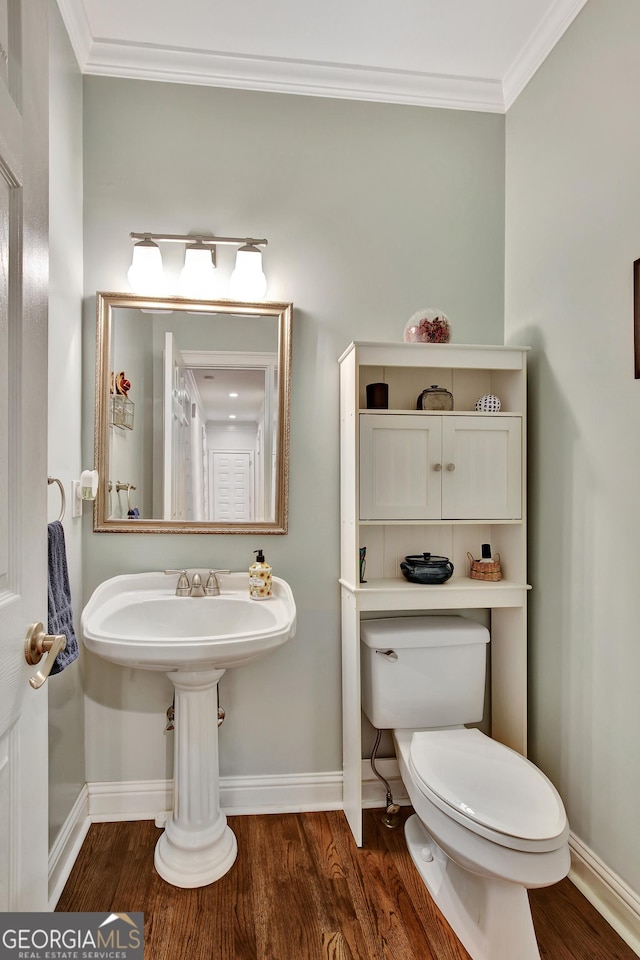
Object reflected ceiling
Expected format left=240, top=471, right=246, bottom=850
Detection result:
left=192, top=367, right=267, bottom=422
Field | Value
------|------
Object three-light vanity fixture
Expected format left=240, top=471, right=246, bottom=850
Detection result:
left=127, top=231, right=268, bottom=300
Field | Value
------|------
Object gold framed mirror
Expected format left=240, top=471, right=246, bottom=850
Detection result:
left=93, top=292, right=292, bottom=534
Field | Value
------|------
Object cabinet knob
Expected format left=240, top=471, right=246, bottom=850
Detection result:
left=446, top=462, right=456, bottom=472
left=433, top=462, right=442, bottom=472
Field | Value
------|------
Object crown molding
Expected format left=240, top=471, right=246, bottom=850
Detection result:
left=81, top=40, right=506, bottom=112
left=502, top=0, right=589, bottom=109
left=57, top=0, right=588, bottom=114
left=55, top=0, right=93, bottom=70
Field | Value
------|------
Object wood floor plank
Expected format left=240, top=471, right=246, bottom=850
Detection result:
left=289, top=814, right=365, bottom=960
left=332, top=809, right=443, bottom=959
left=363, top=810, right=471, bottom=960
left=300, top=812, right=388, bottom=960
left=253, top=813, right=327, bottom=959
left=530, top=877, right=637, bottom=960
left=55, top=810, right=637, bottom=960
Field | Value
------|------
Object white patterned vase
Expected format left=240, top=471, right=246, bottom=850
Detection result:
left=475, top=394, right=501, bottom=413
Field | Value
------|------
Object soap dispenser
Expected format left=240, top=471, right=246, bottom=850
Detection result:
left=249, top=549, right=272, bottom=600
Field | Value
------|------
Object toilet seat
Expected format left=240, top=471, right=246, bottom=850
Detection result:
left=409, top=728, right=568, bottom=853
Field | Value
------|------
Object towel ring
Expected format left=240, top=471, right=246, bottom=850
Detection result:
left=47, top=476, right=65, bottom=522
left=116, top=481, right=137, bottom=513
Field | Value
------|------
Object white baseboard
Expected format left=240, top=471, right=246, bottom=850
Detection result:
left=88, top=779, right=174, bottom=821
left=88, top=758, right=409, bottom=823
left=220, top=771, right=343, bottom=814
left=87, top=763, right=408, bottom=822
left=48, top=785, right=91, bottom=910
left=569, top=833, right=640, bottom=957
left=87, top=770, right=345, bottom=822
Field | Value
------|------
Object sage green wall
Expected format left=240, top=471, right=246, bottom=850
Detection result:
left=82, top=77, right=505, bottom=783
left=506, top=0, right=640, bottom=897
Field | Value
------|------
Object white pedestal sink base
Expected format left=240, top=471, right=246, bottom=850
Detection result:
left=154, top=816, right=237, bottom=889
left=155, top=667, right=238, bottom=888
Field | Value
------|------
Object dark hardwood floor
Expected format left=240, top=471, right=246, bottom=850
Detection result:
left=56, top=808, right=636, bottom=960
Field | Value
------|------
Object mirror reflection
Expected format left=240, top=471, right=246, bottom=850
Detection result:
left=94, top=293, right=292, bottom=534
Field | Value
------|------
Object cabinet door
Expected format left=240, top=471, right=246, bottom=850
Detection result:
left=441, top=416, right=522, bottom=520
left=359, top=415, right=442, bottom=520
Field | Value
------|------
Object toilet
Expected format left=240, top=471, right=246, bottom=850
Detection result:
left=360, top=615, right=570, bottom=960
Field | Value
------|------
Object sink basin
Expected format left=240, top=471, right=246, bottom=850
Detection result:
left=81, top=570, right=296, bottom=670
left=81, top=569, right=296, bottom=890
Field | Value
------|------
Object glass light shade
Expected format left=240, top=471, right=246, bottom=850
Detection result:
left=179, top=242, right=218, bottom=298
left=229, top=244, right=267, bottom=300
left=127, top=239, right=168, bottom=294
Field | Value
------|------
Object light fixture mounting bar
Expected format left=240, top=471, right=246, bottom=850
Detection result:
left=130, top=232, right=268, bottom=247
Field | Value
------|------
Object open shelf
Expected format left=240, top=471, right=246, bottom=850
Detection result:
left=359, top=409, right=521, bottom=417
left=340, top=341, right=529, bottom=846
left=340, top=577, right=530, bottom=611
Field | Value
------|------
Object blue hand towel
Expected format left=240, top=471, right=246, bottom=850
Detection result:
left=47, top=520, right=78, bottom=675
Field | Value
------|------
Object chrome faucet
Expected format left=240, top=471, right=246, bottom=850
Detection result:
left=205, top=569, right=231, bottom=596
left=165, top=569, right=229, bottom=597
left=189, top=573, right=205, bottom=597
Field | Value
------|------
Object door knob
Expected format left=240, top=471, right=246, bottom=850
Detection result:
left=24, top=623, right=66, bottom=689
left=433, top=463, right=442, bottom=472
left=445, top=463, right=456, bottom=471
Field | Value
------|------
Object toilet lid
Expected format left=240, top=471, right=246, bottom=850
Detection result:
left=409, top=729, right=567, bottom=842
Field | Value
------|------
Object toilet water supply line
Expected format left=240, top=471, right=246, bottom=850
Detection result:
left=371, top=728, right=401, bottom=828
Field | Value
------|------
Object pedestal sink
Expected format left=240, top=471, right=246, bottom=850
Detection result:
left=81, top=571, right=296, bottom=888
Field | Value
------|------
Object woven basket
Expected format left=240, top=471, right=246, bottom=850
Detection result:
left=467, top=551, right=502, bottom=582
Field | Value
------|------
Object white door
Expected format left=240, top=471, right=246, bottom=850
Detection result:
left=359, top=414, right=442, bottom=520
left=441, top=416, right=522, bottom=520
left=0, top=1, right=49, bottom=909
left=210, top=451, right=253, bottom=522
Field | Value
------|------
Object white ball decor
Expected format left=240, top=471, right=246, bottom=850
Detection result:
left=475, top=394, right=501, bottom=413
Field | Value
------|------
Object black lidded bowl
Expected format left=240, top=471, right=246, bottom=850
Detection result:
left=400, top=553, right=454, bottom=585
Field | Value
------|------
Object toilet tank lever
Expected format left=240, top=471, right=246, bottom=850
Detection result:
left=375, top=649, right=398, bottom=662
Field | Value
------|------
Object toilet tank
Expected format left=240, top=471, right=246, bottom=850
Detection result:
left=360, top=615, right=489, bottom=729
